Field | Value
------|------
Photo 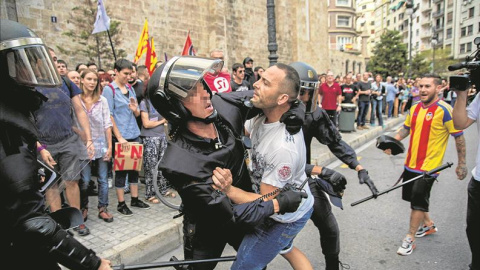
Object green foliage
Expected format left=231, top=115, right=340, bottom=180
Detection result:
left=60, top=0, right=126, bottom=69
left=419, top=47, right=457, bottom=78
left=367, top=30, right=408, bottom=78
left=410, top=52, right=430, bottom=79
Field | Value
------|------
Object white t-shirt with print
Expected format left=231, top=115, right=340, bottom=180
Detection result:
left=467, top=92, right=480, bottom=181
left=245, top=115, right=313, bottom=223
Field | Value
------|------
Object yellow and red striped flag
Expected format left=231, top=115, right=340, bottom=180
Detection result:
left=134, top=19, right=149, bottom=63
left=145, top=37, right=158, bottom=75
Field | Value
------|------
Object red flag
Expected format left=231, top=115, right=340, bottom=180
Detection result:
left=145, top=37, right=158, bottom=75
left=181, top=31, right=196, bottom=56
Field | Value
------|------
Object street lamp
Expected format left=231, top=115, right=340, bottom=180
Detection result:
left=431, top=32, right=438, bottom=73
left=405, top=0, right=418, bottom=78
left=267, top=0, right=278, bottom=66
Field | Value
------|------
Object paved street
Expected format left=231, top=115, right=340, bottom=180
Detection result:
left=154, top=123, right=476, bottom=270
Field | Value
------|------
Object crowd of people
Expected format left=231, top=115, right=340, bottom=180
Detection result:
left=2, top=18, right=479, bottom=270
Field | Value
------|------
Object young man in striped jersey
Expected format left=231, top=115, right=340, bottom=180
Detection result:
left=384, top=74, right=467, bottom=256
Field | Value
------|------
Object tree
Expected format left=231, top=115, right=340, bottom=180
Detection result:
left=367, top=30, right=408, bottom=79
left=419, top=47, right=457, bottom=78
left=410, top=52, right=430, bottom=79
left=58, top=0, right=126, bottom=69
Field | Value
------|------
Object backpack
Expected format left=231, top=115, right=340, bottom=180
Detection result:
left=107, top=83, right=135, bottom=109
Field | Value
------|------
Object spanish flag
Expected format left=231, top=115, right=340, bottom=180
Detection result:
left=134, top=19, right=149, bottom=63
left=145, top=37, right=158, bottom=75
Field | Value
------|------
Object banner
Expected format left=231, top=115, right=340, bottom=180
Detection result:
left=113, top=143, right=144, bottom=171
left=134, top=19, right=149, bottom=63
left=181, top=31, right=196, bottom=56
left=92, top=0, right=111, bottom=34
left=145, top=37, right=158, bottom=75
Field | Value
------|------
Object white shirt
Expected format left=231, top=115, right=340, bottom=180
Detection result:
left=467, top=92, right=480, bottom=181
left=246, top=115, right=313, bottom=223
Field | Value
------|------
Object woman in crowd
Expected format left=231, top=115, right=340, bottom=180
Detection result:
left=98, top=73, right=113, bottom=95
left=79, top=69, right=114, bottom=223
left=139, top=94, right=173, bottom=203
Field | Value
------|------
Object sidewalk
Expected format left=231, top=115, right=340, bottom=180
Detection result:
left=76, top=115, right=406, bottom=267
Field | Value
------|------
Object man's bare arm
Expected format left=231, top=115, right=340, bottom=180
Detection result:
left=394, top=126, right=410, bottom=141
left=454, top=134, right=468, bottom=180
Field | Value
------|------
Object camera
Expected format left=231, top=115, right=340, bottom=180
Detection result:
left=448, top=37, right=480, bottom=91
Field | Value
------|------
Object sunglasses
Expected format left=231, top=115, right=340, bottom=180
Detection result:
left=237, top=70, right=245, bottom=73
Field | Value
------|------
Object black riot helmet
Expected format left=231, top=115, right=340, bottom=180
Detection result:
left=289, top=62, right=319, bottom=113
left=0, top=19, right=61, bottom=89
left=147, top=56, right=224, bottom=126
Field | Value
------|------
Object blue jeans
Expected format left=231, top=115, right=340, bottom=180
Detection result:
left=387, top=100, right=394, bottom=118
left=231, top=207, right=313, bottom=270
left=370, top=99, right=384, bottom=126
left=80, top=158, right=109, bottom=208
left=357, top=101, right=369, bottom=126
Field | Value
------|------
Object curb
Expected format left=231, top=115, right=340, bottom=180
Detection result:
left=311, top=117, right=405, bottom=167
left=105, top=218, right=183, bottom=266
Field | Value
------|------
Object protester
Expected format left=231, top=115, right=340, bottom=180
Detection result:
left=148, top=56, right=306, bottom=270
left=318, top=71, right=342, bottom=126
left=341, top=74, right=358, bottom=104
left=231, top=63, right=250, bottom=92
left=370, top=74, right=385, bottom=128
left=79, top=69, right=114, bottom=223
left=385, top=76, right=399, bottom=118
left=384, top=74, right=467, bottom=256
left=56, top=59, right=68, bottom=76
left=356, top=72, right=372, bottom=129
left=243, top=56, right=256, bottom=89
left=67, top=70, right=81, bottom=88
left=254, top=66, right=265, bottom=81
left=0, top=18, right=112, bottom=270
left=453, top=88, right=480, bottom=270
left=102, top=58, right=150, bottom=216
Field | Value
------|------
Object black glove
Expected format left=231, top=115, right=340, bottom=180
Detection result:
left=358, top=169, right=379, bottom=197
left=320, top=167, right=347, bottom=193
left=280, top=100, right=305, bottom=135
left=276, top=189, right=308, bottom=214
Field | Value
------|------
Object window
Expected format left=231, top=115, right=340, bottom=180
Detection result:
left=417, top=16, right=419, bottom=23
left=399, top=13, right=404, bottom=20
left=446, top=28, right=452, bottom=39
left=370, top=20, right=375, bottom=26
left=415, top=42, right=419, bottom=49
left=387, top=20, right=390, bottom=26
left=461, top=26, right=466, bottom=37
left=447, top=12, right=453, bottom=24
left=337, top=16, right=351, bottom=27
left=467, top=42, right=472, bottom=52
left=467, top=25, right=473, bottom=36
left=460, top=43, right=466, bottom=54
left=337, top=36, right=353, bottom=50
left=371, top=29, right=375, bottom=34
left=394, top=17, right=396, bottom=23
left=362, top=5, right=367, bottom=10
left=469, top=7, right=474, bottom=18
left=337, top=0, right=349, bottom=6
left=416, top=29, right=419, bottom=37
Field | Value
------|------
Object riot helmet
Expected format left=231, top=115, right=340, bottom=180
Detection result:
left=148, top=56, right=223, bottom=125
left=0, top=19, right=61, bottom=89
left=289, top=62, right=319, bottom=113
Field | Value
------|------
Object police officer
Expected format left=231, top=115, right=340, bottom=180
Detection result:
left=148, top=56, right=307, bottom=270
left=0, top=19, right=111, bottom=270
left=290, top=62, right=379, bottom=270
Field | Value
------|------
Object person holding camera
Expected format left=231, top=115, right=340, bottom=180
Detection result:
left=453, top=86, right=480, bottom=270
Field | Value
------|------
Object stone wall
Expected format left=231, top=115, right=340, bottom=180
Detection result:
left=1, top=0, right=331, bottom=72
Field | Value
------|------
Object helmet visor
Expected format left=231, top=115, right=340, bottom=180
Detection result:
left=299, top=81, right=319, bottom=113
left=162, top=56, right=223, bottom=99
left=5, top=44, right=61, bottom=87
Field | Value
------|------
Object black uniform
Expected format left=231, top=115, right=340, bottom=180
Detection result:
left=159, top=91, right=275, bottom=270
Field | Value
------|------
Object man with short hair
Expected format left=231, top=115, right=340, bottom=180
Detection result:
left=319, top=71, right=342, bottom=126
left=56, top=59, right=68, bottom=76
left=385, top=74, right=467, bottom=256
left=356, top=72, right=372, bottom=129
left=453, top=86, right=480, bottom=270
left=386, top=76, right=399, bottom=118
left=231, top=63, right=249, bottom=92
left=87, top=62, right=98, bottom=72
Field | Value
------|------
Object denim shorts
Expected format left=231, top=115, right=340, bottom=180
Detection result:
left=231, top=207, right=313, bottom=270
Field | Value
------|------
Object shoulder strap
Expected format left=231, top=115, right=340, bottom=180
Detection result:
left=61, top=76, right=74, bottom=97
left=107, top=83, right=115, bottom=98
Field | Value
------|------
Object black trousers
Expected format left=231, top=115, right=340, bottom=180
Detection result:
left=325, top=110, right=338, bottom=127
left=467, top=177, right=480, bottom=270
left=309, top=179, right=340, bottom=270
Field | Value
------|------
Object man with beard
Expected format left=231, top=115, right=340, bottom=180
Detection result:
left=384, top=74, right=467, bottom=256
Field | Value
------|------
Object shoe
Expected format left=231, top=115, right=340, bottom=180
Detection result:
left=87, top=187, right=98, bottom=196
left=117, top=203, right=133, bottom=216
left=73, top=224, right=90, bottom=236
left=382, top=124, right=386, bottom=129
left=363, top=125, right=370, bottom=129
left=98, top=207, right=114, bottom=222
left=108, top=178, right=113, bottom=189
left=397, top=237, right=415, bottom=256
left=357, top=126, right=364, bottom=130
left=415, top=223, right=437, bottom=238
left=371, top=123, right=376, bottom=127
left=131, top=199, right=150, bottom=209
left=81, top=208, right=88, bottom=222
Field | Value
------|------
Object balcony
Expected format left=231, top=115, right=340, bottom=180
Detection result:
left=421, top=31, right=433, bottom=39
left=433, top=0, right=443, bottom=3
left=421, top=20, right=432, bottom=27
left=432, top=10, right=444, bottom=18
left=422, top=6, right=432, bottom=13
left=434, top=24, right=444, bottom=32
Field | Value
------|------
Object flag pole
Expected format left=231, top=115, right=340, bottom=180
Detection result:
left=106, top=29, right=117, bottom=61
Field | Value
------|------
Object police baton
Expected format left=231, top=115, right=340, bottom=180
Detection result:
left=112, top=256, right=236, bottom=270
left=351, top=162, right=454, bottom=207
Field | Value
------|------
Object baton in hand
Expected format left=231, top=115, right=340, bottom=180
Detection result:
left=351, top=162, right=454, bottom=207
left=113, top=256, right=236, bottom=270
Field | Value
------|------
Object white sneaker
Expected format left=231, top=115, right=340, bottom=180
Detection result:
left=108, top=178, right=113, bottom=188
left=397, top=237, right=415, bottom=256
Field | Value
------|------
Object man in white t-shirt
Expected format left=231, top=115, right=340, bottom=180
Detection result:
left=452, top=89, right=480, bottom=270
left=213, top=63, right=313, bottom=269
